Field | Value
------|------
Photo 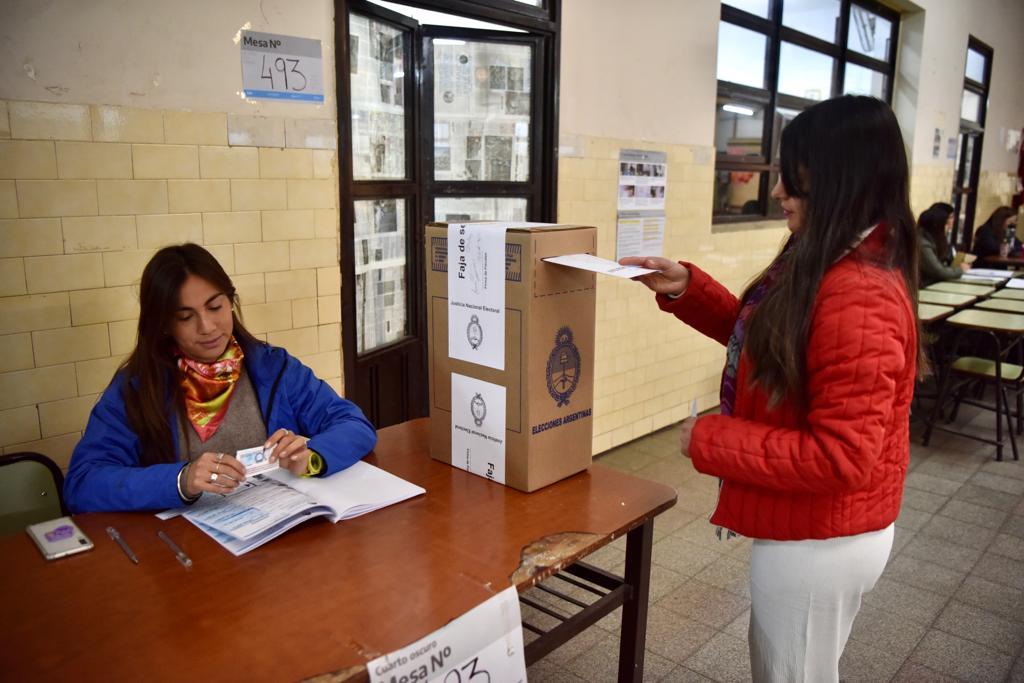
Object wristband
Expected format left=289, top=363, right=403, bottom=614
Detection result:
left=177, top=462, right=201, bottom=503
left=302, top=451, right=324, bottom=478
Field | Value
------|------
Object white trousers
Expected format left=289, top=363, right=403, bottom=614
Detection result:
left=748, top=524, right=894, bottom=683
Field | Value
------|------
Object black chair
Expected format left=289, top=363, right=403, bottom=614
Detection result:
left=0, top=452, right=69, bottom=537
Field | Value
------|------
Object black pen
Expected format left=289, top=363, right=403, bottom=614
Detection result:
left=158, top=530, right=193, bottom=568
left=106, top=526, right=139, bottom=564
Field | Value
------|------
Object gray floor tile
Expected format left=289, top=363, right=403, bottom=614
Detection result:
left=634, top=458, right=699, bottom=489
left=653, top=506, right=700, bottom=537
left=642, top=605, right=718, bottom=663
left=646, top=563, right=690, bottom=604
left=1004, top=514, right=1024, bottom=539
left=990, top=533, right=1024, bottom=561
left=971, top=552, right=1024, bottom=592
left=651, top=535, right=723, bottom=576
left=906, top=471, right=964, bottom=496
left=882, top=553, right=967, bottom=597
left=1011, top=653, right=1024, bottom=683
left=956, top=482, right=1023, bottom=511
left=837, top=637, right=907, bottom=682
left=914, top=458, right=978, bottom=484
left=971, top=471, right=1024, bottom=497
left=890, top=660, right=961, bottom=682
left=918, top=514, right=998, bottom=551
left=899, top=533, right=983, bottom=573
left=564, top=633, right=675, bottom=683
left=939, top=498, right=1011, bottom=530
left=892, top=526, right=917, bottom=555
left=659, top=579, right=750, bottom=630
left=955, top=575, right=1024, bottom=623
left=596, top=448, right=660, bottom=473
left=862, top=577, right=950, bottom=625
left=979, top=459, right=1024, bottom=482
left=933, top=600, right=1024, bottom=657
left=525, top=659, right=589, bottom=683
left=536, top=620, right=608, bottom=666
left=848, top=603, right=929, bottom=660
left=660, top=665, right=715, bottom=682
left=683, top=631, right=752, bottom=683
left=693, top=553, right=751, bottom=599
left=723, top=609, right=750, bottom=640
left=896, top=505, right=934, bottom=532
left=909, top=629, right=1014, bottom=682
left=902, top=487, right=950, bottom=513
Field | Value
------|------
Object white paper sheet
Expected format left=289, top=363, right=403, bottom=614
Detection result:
left=451, top=373, right=506, bottom=484
left=543, top=253, right=658, bottom=278
left=967, top=268, right=1013, bottom=277
left=1006, top=278, right=1024, bottom=289
left=367, top=586, right=526, bottom=683
left=448, top=223, right=507, bottom=370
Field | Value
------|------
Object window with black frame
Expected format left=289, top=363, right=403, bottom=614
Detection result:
left=713, top=0, right=900, bottom=226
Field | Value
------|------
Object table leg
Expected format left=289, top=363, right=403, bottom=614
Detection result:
left=618, top=520, right=653, bottom=682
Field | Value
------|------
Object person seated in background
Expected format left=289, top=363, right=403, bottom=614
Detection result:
left=918, top=202, right=968, bottom=286
left=972, top=206, right=1021, bottom=261
left=64, top=243, right=377, bottom=513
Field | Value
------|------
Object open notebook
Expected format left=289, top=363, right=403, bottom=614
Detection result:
left=159, top=461, right=425, bottom=556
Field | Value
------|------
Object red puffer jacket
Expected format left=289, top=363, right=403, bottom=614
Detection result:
left=657, top=231, right=917, bottom=541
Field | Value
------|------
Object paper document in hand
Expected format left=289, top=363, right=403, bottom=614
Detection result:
left=180, top=461, right=425, bottom=556
left=543, top=253, right=658, bottom=278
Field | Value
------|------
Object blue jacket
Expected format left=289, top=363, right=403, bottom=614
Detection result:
left=64, top=342, right=378, bottom=513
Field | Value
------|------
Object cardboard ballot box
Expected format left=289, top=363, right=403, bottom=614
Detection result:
left=426, top=222, right=597, bottom=492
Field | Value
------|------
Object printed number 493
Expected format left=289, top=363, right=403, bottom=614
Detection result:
left=443, top=657, right=490, bottom=683
left=260, top=55, right=308, bottom=91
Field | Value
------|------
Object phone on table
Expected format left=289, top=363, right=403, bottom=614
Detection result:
left=26, top=516, right=94, bottom=560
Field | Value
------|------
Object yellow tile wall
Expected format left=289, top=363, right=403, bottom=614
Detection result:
left=557, top=134, right=789, bottom=455
left=0, top=99, right=343, bottom=467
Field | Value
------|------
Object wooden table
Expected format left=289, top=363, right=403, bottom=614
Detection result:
left=925, top=282, right=996, bottom=296
left=0, top=418, right=676, bottom=682
left=918, top=290, right=976, bottom=307
left=918, top=302, right=955, bottom=323
left=923, top=310, right=1024, bottom=461
left=975, top=299, right=1024, bottom=314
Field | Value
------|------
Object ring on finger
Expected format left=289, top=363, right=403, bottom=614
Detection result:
left=215, top=462, right=221, bottom=474
left=217, top=452, right=225, bottom=463
left=209, top=472, right=219, bottom=483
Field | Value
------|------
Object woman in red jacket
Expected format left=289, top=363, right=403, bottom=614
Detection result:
left=622, top=95, right=920, bottom=682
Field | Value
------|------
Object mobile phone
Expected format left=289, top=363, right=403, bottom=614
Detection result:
left=26, top=516, right=94, bottom=560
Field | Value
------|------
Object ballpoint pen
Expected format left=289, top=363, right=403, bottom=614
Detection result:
left=157, top=530, right=193, bottom=568
left=106, top=526, right=139, bottom=564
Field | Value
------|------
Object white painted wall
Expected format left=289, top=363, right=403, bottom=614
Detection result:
left=0, top=0, right=336, bottom=119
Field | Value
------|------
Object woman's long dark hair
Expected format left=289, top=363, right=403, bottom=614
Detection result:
left=918, top=202, right=955, bottom=261
left=977, top=206, right=1018, bottom=243
left=122, top=244, right=260, bottom=465
left=743, top=95, right=921, bottom=407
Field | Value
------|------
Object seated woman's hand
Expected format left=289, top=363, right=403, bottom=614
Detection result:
left=618, top=256, right=690, bottom=296
left=185, top=452, right=246, bottom=496
left=266, top=428, right=313, bottom=476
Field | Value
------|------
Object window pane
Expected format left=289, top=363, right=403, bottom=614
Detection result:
left=772, top=106, right=803, bottom=161
left=511, top=0, right=541, bottom=5
left=844, top=63, right=887, bottom=98
left=715, top=99, right=766, bottom=158
left=783, top=0, right=840, bottom=43
left=847, top=5, right=893, bottom=60
left=350, top=15, right=407, bottom=180
left=778, top=42, right=833, bottom=100
left=722, top=0, right=769, bottom=17
left=433, top=40, right=532, bottom=182
left=434, top=197, right=528, bottom=222
left=965, top=47, right=986, bottom=82
left=714, top=170, right=764, bottom=216
left=961, top=89, right=981, bottom=122
left=354, top=198, right=408, bottom=354
left=717, top=23, right=767, bottom=88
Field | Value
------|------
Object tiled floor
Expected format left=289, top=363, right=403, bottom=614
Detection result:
left=524, top=403, right=1024, bottom=682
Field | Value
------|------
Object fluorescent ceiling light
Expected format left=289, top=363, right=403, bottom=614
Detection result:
left=722, top=104, right=755, bottom=116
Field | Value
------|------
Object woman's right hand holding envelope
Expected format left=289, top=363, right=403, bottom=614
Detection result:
left=618, top=256, right=691, bottom=297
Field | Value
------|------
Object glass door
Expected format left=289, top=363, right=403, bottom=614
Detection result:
left=423, top=28, right=548, bottom=222
left=951, top=129, right=982, bottom=252
left=342, top=3, right=425, bottom=428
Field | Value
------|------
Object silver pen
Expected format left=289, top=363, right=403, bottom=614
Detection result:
left=106, top=526, right=139, bottom=564
left=158, top=530, right=193, bottom=568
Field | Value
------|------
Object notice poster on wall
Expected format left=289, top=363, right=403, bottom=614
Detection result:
left=618, top=149, right=668, bottom=212
left=240, top=31, right=325, bottom=103
left=615, top=213, right=666, bottom=260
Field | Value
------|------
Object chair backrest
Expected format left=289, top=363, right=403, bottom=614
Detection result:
left=0, top=453, right=68, bottom=538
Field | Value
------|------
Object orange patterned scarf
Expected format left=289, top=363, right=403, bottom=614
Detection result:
left=177, top=337, right=244, bottom=442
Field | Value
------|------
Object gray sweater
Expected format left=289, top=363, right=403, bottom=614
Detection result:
left=919, top=232, right=962, bottom=287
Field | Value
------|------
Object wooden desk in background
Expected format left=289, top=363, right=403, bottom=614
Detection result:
left=0, top=418, right=676, bottom=682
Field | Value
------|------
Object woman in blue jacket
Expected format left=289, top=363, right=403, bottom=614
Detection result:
left=64, top=243, right=378, bottom=513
